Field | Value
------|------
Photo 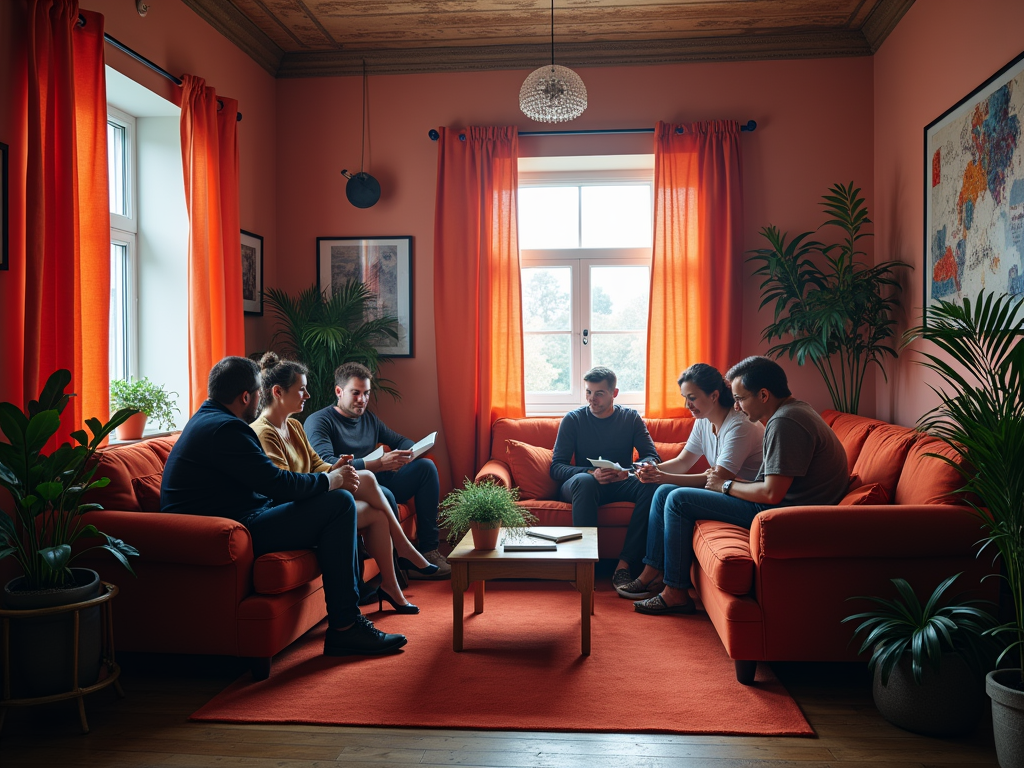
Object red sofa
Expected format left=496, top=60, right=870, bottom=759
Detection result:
left=475, top=411, right=996, bottom=683
left=78, top=435, right=417, bottom=679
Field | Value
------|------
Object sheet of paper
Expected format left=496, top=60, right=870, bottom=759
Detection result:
left=411, top=431, right=437, bottom=460
left=359, top=445, right=384, bottom=463
left=587, top=457, right=630, bottom=472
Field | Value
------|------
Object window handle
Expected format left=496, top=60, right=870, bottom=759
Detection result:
left=582, top=328, right=589, bottom=346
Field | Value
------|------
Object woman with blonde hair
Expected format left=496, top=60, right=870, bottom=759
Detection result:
left=251, top=353, right=436, bottom=614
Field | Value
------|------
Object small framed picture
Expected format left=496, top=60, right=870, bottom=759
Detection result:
left=240, top=229, right=263, bottom=315
left=316, top=236, right=413, bottom=358
left=1, top=141, right=8, bottom=271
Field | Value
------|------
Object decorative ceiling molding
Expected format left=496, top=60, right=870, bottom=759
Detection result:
left=179, top=0, right=283, bottom=77
left=181, top=0, right=915, bottom=80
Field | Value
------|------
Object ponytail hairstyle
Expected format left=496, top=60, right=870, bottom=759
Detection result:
left=677, top=363, right=734, bottom=408
left=258, top=352, right=308, bottom=411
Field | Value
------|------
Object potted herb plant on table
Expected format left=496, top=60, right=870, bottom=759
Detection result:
left=109, top=376, right=179, bottom=440
left=0, top=369, right=139, bottom=699
left=903, top=291, right=1024, bottom=766
left=438, top=480, right=536, bottom=551
left=844, top=573, right=998, bottom=736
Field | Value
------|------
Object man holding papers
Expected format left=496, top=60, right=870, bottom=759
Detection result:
left=550, top=367, right=660, bottom=591
left=306, top=362, right=450, bottom=578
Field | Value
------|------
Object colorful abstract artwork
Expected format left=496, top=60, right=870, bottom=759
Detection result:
left=925, top=49, right=1024, bottom=312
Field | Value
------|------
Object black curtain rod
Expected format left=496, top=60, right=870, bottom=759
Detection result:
left=77, top=14, right=242, bottom=122
left=428, top=121, right=756, bottom=141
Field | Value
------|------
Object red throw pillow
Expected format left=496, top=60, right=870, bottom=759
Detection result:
left=505, top=440, right=559, bottom=500
left=131, top=472, right=163, bottom=512
left=839, top=482, right=890, bottom=506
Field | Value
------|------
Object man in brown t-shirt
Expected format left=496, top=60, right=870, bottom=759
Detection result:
left=633, top=356, right=848, bottom=616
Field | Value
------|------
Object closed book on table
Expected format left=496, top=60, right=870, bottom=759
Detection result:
left=503, top=540, right=557, bottom=552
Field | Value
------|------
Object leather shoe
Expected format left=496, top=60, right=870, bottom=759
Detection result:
left=633, top=594, right=696, bottom=616
left=406, top=549, right=451, bottom=580
left=616, top=577, right=664, bottom=600
left=324, top=616, right=407, bottom=656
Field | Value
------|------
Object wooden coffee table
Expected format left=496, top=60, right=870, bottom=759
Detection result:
left=448, top=527, right=599, bottom=655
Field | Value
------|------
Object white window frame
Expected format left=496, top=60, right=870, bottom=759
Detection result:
left=519, top=166, right=654, bottom=416
left=108, top=106, right=139, bottom=381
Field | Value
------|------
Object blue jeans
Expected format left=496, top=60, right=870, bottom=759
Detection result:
left=559, top=472, right=658, bottom=566
left=243, top=489, right=360, bottom=628
left=644, top=486, right=769, bottom=589
left=377, top=458, right=440, bottom=552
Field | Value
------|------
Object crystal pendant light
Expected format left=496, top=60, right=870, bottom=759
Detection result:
left=519, top=0, right=587, bottom=123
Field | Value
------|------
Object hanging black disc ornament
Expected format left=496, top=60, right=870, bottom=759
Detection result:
left=341, top=169, right=381, bottom=208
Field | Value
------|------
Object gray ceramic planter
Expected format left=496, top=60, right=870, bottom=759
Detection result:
left=988, top=669, right=1024, bottom=768
left=873, top=652, right=985, bottom=737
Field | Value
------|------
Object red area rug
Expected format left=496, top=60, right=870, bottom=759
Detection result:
left=191, top=580, right=812, bottom=735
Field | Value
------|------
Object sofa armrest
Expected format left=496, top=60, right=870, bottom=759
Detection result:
left=475, top=460, right=512, bottom=489
left=82, top=510, right=254, bottom=567
left=750, top=504, right=985, bottom=563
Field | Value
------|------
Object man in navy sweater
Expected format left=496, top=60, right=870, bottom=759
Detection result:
left=305, top=362, right=449, bottom=579
left=551, top=367, right=660, bottom=590
left=161, top=356, right=406, bottom=657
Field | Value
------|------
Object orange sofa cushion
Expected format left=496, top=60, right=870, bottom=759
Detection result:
left=895, top=437, right=967, bottom=506
left=692, top=520, right=754, bottom=596
left=828, top=413, right=885, bottom=473
left=839, top=482, right=890, bottom=506
left=850, top=424, right=920, bottom=498
left=252, top=550, right=322, bottom=595
left=87, top=435, right=179, bottom=511
left=505, top=440, right=559, bottom=500
left=131, top=473, right=163, bottom=512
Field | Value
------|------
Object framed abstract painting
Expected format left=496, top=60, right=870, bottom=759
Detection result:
left=924, top=48, right=1024, bottom=316
left=316, top=236, right=413, bottom=358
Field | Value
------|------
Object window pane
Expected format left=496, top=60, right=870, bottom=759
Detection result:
left=109, top=242, right=129, bottom=382
left=522, top=267, right=571, bottom=331
left=580, top=185, right=651, bottom=248
left=590, top=265, right=649, bottom=331
left=590, top=333, right=646, bottom=393
left=518, top=187, right=579, bottom=249
left=524, top=333, right=571, bottom=393
left=107, top=121, right=127, bottom=217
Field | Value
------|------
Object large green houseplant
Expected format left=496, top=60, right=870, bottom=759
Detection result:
left=903, top=291, right=1024, bottom=765
left=264, top=281, right=401, bottom=418
left=749, top=182, right=909, bottom=414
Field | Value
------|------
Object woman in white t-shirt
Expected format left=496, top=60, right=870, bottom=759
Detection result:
left=615, top=363, right=764, bottom=599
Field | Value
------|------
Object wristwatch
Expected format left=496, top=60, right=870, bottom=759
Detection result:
left=722, top=480, right=734, bottom=496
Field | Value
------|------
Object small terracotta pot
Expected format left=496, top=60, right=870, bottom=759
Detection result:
left=115, top=412, right=148, bottom=441
left=469, top=521, right=501, bottom=551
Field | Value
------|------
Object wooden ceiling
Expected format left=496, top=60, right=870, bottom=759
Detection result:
left=181, top=0, right=915, bottom=78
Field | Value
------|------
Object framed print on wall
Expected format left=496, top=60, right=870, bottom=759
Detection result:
left=924, top=48, right=1024, bottom=316
left=241, top=229, right=263, bottom=315
left=316, top=236, right=413, bottom=358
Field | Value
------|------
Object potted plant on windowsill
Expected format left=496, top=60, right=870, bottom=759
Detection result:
left=0, top=369, right=140, bottom=698
left=844, top=573, right=999, bottom=737
left=903, top=291, right=1024, bottom=766
left=109, top=376, right=179, bottom=440
left=438, top=480, right=536, bottom=551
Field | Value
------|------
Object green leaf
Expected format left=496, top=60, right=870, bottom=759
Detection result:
left=38, top=544, right=73, bottom=572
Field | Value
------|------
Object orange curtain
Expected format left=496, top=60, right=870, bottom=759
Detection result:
left=433, top=126, right=525, bottom=487
left=17, top=1, right=109, bottom=440
left=180, top=75, right=243, bottom=412
left=646, top=120, right=744, bottom=418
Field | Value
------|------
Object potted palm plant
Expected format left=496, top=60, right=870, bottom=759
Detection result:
left=903, top=291, right=1024, bottom=765
left=0, top=369, right=140, bottom=697
left=263, top=281, right=401, bottom=418
left=844, top=573, right=999, bottom=736
left=438, top=480, right=537, bottom=551
left=110, top=376, right=179, bottom=440
left=748, top=181, right=909, bottom=414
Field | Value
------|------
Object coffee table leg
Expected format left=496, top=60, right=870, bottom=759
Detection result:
left=577, top=562, right=594, bottom=656
left=452, top=563, right=467, bottom=652
left=474, top=580, right=485, bottom=614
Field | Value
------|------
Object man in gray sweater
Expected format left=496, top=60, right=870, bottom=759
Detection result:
left=550, top=367, right=660, bottom=590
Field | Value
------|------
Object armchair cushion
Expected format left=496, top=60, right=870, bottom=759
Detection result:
left=839, top=482, right=889, bottom=506
left=505, top=440, right=559, bottom=500
left=253, top=550, right=322, bottom=595
left=692, top=520, right=755, bottom=596
left=131, top=473, right=163, bottom=512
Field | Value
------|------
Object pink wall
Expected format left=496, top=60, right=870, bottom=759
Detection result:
left=275, top=58, right=875, bottom=486
left=873, top=0, right=1024, bottom=426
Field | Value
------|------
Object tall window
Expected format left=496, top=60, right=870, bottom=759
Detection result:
left=519, top=159, right=653, bottom=413
left=107, top=107, right=137, bottom=382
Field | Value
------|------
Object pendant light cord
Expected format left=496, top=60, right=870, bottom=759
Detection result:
left=550, top=0, right=555, bottom=67
left=360, top=59, right=368, bottom=174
